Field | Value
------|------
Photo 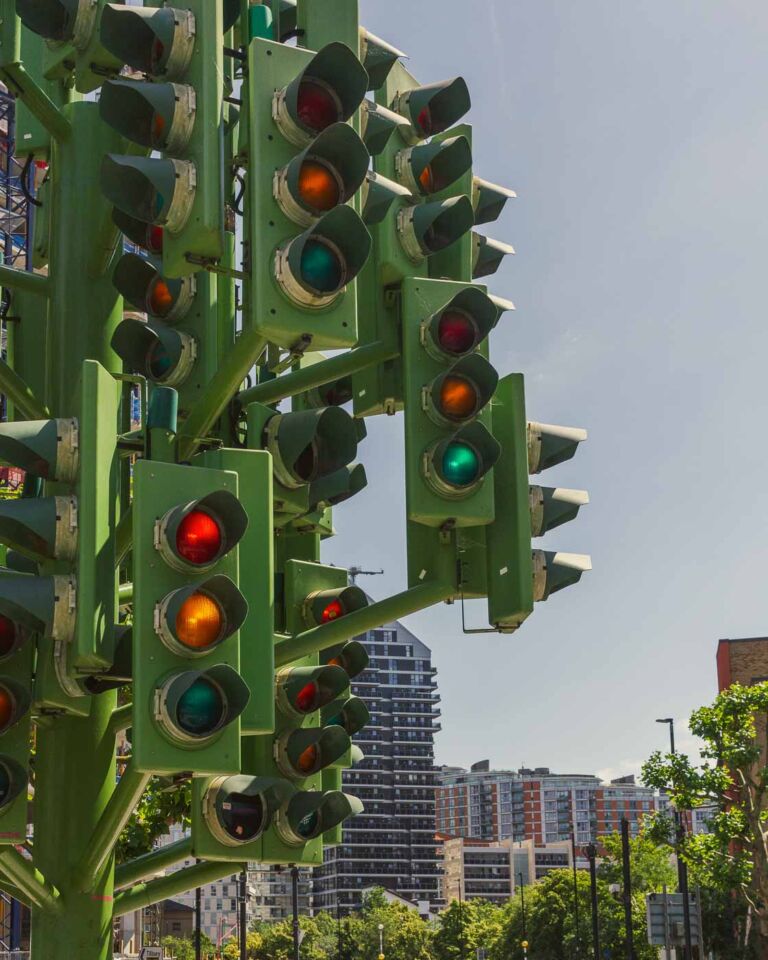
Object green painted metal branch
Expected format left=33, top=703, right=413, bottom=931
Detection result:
left=72, top=764, right=152, bottom=892
left=177, top=331, right=267, bottom=461
left=0, top=264, right=50, bottom=297
left=0, top=878, right=27, bottom=906
left=115, top=507, right=133, bottom=567
left=237, top=340, right=399, bottom=407
left=109, top=703, right=133, bottom=738
left=0, top=358, right=50, bottom=420
left=114, top=858, right=244, bottom=916
left=274, top=579, right=455, bottom=667
left=118, top=582, right=133, bottom=604
left=0, top=848, right=61, bottom=913
left=114, top=836, right=194, bottom=891
left=0, top=63, right=72, bottom=142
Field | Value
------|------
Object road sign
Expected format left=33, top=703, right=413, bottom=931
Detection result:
left=646, top=892, right=701, bottom=947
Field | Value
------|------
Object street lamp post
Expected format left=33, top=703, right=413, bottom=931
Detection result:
left=656, top=717, right=693, bottom=960
left=586, top=844, right=600, bottom=960
left=378, top=921, right=384, bottom=960
left=518, top=871, right=527, bottom=959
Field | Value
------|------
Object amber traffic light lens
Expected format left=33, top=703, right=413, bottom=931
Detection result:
left=298, top=159, right=341, bottom=212
left=151, top=111, right=166, bottom=147
left=148, top=278, right=174, bottom=317
left=297, top=744, right=319, bottom=774
left=439, top=375, right=478, bottom=420
left=175, top=593, right=224, bottom=650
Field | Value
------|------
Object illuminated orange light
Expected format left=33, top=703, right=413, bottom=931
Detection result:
left=298, top=160, right=340, bottom=212
left=148, top=278, right=174, bottom=317
left=297, top=744, right=319, bottom=774
left=175, top=593, right=223, bottom=650
left=418, top=164, right=435, bottom=192
left=0, top=688, right=13, bottom=732
left=439, top=375, right=478, bottom=420
left=151, top=111, right=166, bottom=146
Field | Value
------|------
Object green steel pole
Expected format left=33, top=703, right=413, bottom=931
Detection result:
left=0, top=849, right=60, bottom=913
left=0, top=62, right=72, bottom=141
left=0, top=358, right=50, bottom=420
left=72, top=765, right=152, bottom=892
left=113, top=859, right=245, bottom=917
left=114, top=836, right=194, bottom=891
left=108, top=703, right=133, bottom=738
left=115, top=507, right=133, bottom=567
left=0, top=265, right=50, bottom=296
left=237, top=340, right=398, bottom=407
left=274, top=580, right=454, bottom=666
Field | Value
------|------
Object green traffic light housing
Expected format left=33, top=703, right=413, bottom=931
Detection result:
left=154, top=490, right=248, bottom=575
left=275, top=725, right=350, bottom=779
left=392, top=76, right=471, bottom=143
left=0, top=756, right=28, bottom=814
left=263, top=406, right=365, bottom=491
left=101, top=155, right=195, bottom=235
left=273, top=41, right=368, bottom=148
left=424, top=420, right=501, bottom=499
left=113, top=254, right=195, bottom=324
left=397, top=195, right=474, bottom=262
left=324, top=639, right=369, bottom=679
left=274, top=205, right=372, bottom=308
left=112, top=210, right=164, bottom=257
left=100, top=4, right=196, bottom=80
left=275, top=789, right=363, bottom=846
left=359, top=29, right=405, bottom=90
left=0, top=418, right=78, bottom=483
left=202, top=775, right=293, bottom=847
left=273, top=122, right=370, bottom=227
left=528, top=421, right=588, bottom=473
left=321, top=696, right=370, bottom=736
left=472, top=234, right=515, bottom=278
left=395, top=136, right=472, bottom=197
left=308, top=463, right=368, bottom=512
left=421, top=286, right=499, bottom=362
left=303, top=376, right=354, bottom=409
left=0, top=678, right=31, bottom=736
left=425, top=354, right=499, bottom=428
left=532, top=551, right=592, bottom=601
left=275, top=664, right=350, bottom=720
left=111, top=314, right=196, bottom=388
left=0, top=573, right=72, bottom=639
left=530, top=487, right=590, bottom=537
left=361, top=172, right=412, bottom=226
left=303, top=586, right=368, bottom=629
left=0, top=496, right=77, bottom=563
left=361, top=100, right=411, bottom=156
left=155, top=575, right=248, bottom=659
left=154, top=664, right=250, bottom=746
left=16, top=0, right=96, bottom=47
left=99, top=80, right=196, bottom=155
left=472, top=177, right=517, bottom=225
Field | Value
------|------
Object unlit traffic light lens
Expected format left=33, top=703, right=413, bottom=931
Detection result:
left=439, top=376, right=478, bottom=420
left=221, top=792, right=265, bottom=842
left=148, top=342, right=173, bottom=380
left=297, top=80, right=341, bottom=133
left=438, top=311, right=478, bottom=355
left=176, top=677, right=224, bottom=736
left=298, top=160, right=341, bottom=212
left=176, top=510, right=223, bottom=566
left=295, top=681, right=319, bottom=714
left=0, top=617, right=16, bottom=659
left=0, top=763, right=9, bottom=805
left=176, top=593, right=224, bottom=650
left=321, top=599, right=344, bottom=622
left=300, top=240, right=343, bottom=293
left=442, top=441, right=480, bottom=487
left=296, top=809, right=319, bottom=838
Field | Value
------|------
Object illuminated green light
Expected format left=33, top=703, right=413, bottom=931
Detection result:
left=176, top=678, right=223, bottom=736
left=442, top=441, right=480, bottom=487
left=300, top=239, right=342, bottom=293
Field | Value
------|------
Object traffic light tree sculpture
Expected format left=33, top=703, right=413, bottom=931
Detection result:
left=0, top=1, right=589, bottom=957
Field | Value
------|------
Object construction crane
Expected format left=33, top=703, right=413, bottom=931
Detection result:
left=348, top=566, right=384, bottom=584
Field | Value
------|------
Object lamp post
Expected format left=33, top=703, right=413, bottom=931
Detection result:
left=586, top=844, right=600, bottom=960
left=656, top=717, right=693, bottom=960
left=377, top=921, right=384, bottom=960
left=518, top=871, right=527, bottom=958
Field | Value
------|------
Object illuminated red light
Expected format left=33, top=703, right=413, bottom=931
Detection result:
left=151, top=111, right=166, bottom=147
left=0, top=617, right=15, bottom=659
left=0, top=688, right=12, bottom=732
left=297, top=80, right=340, bottom=133
left=321, top=599, right=344, bottom=623
left=295, top=681, right=319, bottom=714
left=148, top=225, right=164, bottom=254
left=175, top=510, right=222, bottom=566
left=437, top=311, right=478, bottom=355
left=416, top=106, right=432, bottom=136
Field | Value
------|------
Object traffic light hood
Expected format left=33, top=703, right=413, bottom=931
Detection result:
left=527, top=421, right=588, bottom=473
left=99, top=80, right=196, bottom=155
left=392, top=76, right=471, bottom=143
left=397, top=195, right=474, bottom=262
left=530, top=487, right=590, bottom=538
left=276, top=789, right=363, bottom=845
left=472, top=177, right=516, bottom=226
left=532, top=551, right=592, bottom=601
left=396, top=136, right=473, bottom=197
left=361, top=172, right=412, bottom=226
left=361, top=100, right=411, bottom=155
left=359, top=29, right=405, bottom=90
left=156, top=664, right=251, bottom=745
left=113, top=254, right=195, bottom=323
left=100, top=5, right=196, bottom=80
left=111, top=315, right=196, bottom=388
left=16, top=0, right=95, bottom=47
left=101, top=155, right=195, bottom=235
left=0, top=418, right=78, bottom=482
left=472, top=234, right=515, bottom=279
left=203, top=775, right=293, bottom=847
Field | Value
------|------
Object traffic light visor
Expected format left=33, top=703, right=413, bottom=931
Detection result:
left=100, top=5, right=195, bottom=80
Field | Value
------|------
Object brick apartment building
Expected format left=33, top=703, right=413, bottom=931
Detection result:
left=717, top=636, right=768, bottom=691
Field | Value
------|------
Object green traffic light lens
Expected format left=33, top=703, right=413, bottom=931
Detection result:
left=441, top=441, right=480, bottom=487
left=296, top=809, right=319, bottom=839
left=300, top=239, right=343, bottom=293
left=148, top=342, right=173, bottom=380
left=176, top=678, right=224, bottom=736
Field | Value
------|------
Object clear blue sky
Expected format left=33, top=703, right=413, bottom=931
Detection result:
left=326, top=0, right=768, bottom=780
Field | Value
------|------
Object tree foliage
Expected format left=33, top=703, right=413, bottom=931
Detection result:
left=115, top=776, right=191, bottom=863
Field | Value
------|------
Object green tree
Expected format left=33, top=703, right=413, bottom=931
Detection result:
left=161, top=932, right=215, bottom=960
left=115, top=775, right=191, bottom=863
left=344, top=891, right=434, bottom=960
left=597, top=829, right=677, bottom=893
left=433, top=899, right=504, bottom=960
left=642, top=681, right=768, bottom=945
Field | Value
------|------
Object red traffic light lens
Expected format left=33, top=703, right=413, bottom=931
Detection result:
left=151, top=39, right=166, bottom=75
left=438, top=311, right=479, bottom=355
left=176, top=593, right=224, bottom=650
left=176, top=510, right=223, bottom=566
left=148, top=278, right=174, bottom=317
left=321, top=599, right=344, bottom=623
left=295, top=681, right=319, bottom=714
left=151, top=111, right=166, bottom=147
left=0, top=687, right=14, bottom=733
left=416, top=106, right=433, bottom=137
left=298, top=159, right=341, bottom=212
left=148, top=225, right=164, bottom=254
left=297, top=744, right=319, bottom=774
left=0, top=616, right=16, bottom=659
left=439, top=375, right=479, bottom=420
left=297, top=79, right=341, bottom=133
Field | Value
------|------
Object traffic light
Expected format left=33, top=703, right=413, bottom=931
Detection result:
left=246, top=402, right=367, bottom=524
left=391, top=76, right=471, bottom=144
left=485, top=373, right=590, bottom=632
left=98, top=1, right=225, bottom=277
left=0, top=605, right=33, bottom=845
left=401, top=277, right=500, bottom=527
left=131, top=460, right=251, bottom=774
left=246, top=38, right=372, bottom=349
